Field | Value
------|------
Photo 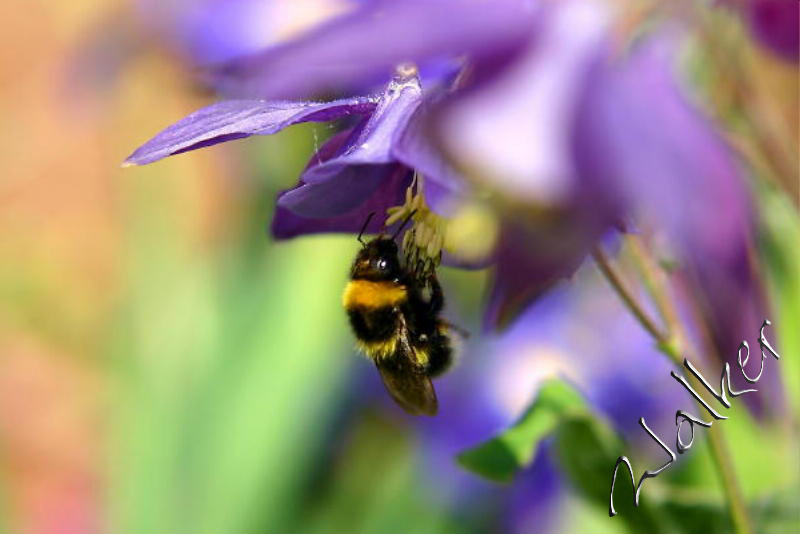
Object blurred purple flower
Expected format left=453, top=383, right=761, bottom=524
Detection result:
left=474, top=269, right=692, bottom=451
left=66, top=0, right=363, bottom=108
left=135, top=0, right=356, bottom=65
left=571, top=37, right=775, bottom=400
left=431, top=1, right=770, bottom=366
left=208, top=0, right=537, bottom=99
left=168, top=0, right=281, bottom=64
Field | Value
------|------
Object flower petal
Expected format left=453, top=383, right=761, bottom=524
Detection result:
left=436, top=0, right=610, bottom=205
left=573, top=40, right=750, bottom=271
left=209, top=0, right=537, bottom=99
left=276, top=163, right=407, bottom=219
left=572, top=38, right=773, bottom=385
left=124, top=96, right=377, bottom=166
left=392, top=94, right=468, bottom=205
left=271, top=164, right=412, bottom=239
left=301, top=72, right=422, bottom=184
left=484, top=218, right=607, bottom=329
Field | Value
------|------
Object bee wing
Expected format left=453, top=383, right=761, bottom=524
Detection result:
left=376, top=314, right=438, bottom=416
left=376, top=359, right=438, bottom=416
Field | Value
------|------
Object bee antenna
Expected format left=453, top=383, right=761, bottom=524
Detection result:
left=357, top=212, right=376, bottom=246
left=391, top=210, right=417, bottom=241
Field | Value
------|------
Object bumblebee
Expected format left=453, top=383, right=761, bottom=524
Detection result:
left=342, top=214, right=453, bottom=416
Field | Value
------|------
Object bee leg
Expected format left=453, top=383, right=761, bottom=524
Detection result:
left=427, top=275, right=444, bottom=315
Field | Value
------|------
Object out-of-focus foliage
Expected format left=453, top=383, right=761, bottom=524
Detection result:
left=458, top=380, right=592, bottom=483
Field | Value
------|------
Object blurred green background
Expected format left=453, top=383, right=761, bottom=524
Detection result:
left=0, top=1, right=798, bottom=533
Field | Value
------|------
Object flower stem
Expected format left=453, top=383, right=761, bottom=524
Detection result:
left=590, top=244, right=752, bottom=534
left=590, top=245, right=667, bottom=342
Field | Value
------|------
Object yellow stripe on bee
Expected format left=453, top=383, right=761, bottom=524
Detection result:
left=356, top=339, right=430, bottom=366
left=356, top=338, right=399, bottom=360
left=342, top=280, right=407, bottom=310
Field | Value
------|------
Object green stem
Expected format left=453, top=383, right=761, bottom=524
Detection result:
left=591, top=245, right=667, bottom=343
left=591, top=245, right=752, bottom=534
left=657, top=342, right=752, bottom=534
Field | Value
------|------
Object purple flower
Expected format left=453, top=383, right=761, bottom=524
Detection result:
left=123, top=4, right=787, bottom=527
left=122, top=1, right=545, bottom=321
left=481, top=270, right=692, bottom=446
left=269, top=68, right=477, bottom=244
left=273, top=69, right=426, bottom=223
left=430, top=1, right=771, bottom=371
left=570, top=38, right=778, bottom=404
left=271, top=129, right=412, bottom=238
left=127, top=0, right=772, bottom=359
left=170, top=0, right=615, bottom=332
left=125, top=68, right=460, bottom=237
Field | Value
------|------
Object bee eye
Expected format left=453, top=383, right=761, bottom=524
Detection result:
left=377, top=259, right=388, bottom=270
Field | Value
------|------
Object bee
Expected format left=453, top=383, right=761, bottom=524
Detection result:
left=342, top=213, right=454, bottom=416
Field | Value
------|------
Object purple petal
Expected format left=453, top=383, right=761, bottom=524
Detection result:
left=276, top=163, right=407, bottom=218
left=422, top=177, right=470, bottom=217
left=392, top=90, right=468, bottom=201
left=272, top=126, right=413, bottom=233
left=124, top=96, right=377, bottom=166
left=171, top=0, right=280, bottom=64
left=136, top=0, right=285, bottom=65
left=572, top=39, right=778, bottom=407
left=505, top=448, right=564, bottom=534
left=484, top=219, right=608, bottom=329
left=487, top=273, right=696, bottom=442
left=301, top=71, right=422, bottom=184
left=209, top=0, right=537, bottom=99
left=272, top=164, right=412, bottom=238
left=436, top=0, right=610, bottom=205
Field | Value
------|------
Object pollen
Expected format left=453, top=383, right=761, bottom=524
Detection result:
left=385, top=174, right=446, bottom=281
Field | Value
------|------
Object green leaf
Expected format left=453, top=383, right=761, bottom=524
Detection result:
left=301, top=414, right=459, bottom=534
left=457, top=379, right=588, bottom=482
left=553, top=415, right=624, bottom=503
left=758, top=184, right=800, bottom=416
left=554, top=416, right=674, bottom=533
left=750, top=484, right=800, bottom=534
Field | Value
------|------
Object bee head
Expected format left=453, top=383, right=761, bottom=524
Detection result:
left=351, top=237, right=402, bottom=281
left=351, top=210, right=416, bottom=281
